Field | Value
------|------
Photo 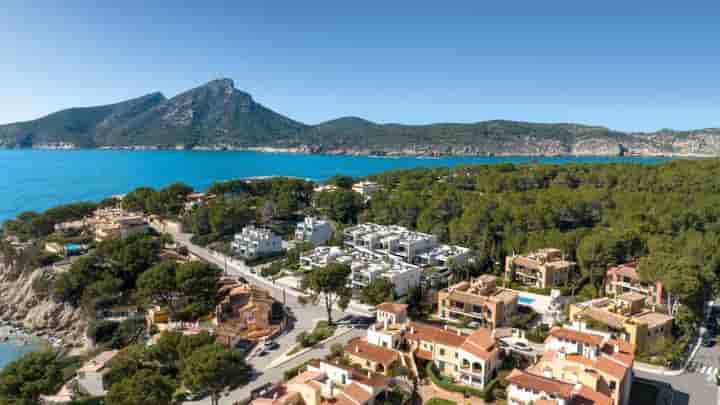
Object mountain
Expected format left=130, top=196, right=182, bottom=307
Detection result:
left=1, top=78, right=720, bottom=156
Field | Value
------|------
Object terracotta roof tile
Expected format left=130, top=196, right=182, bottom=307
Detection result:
left=376, top=302, right=408, bottom=314
left=405, top=322, right=466, bottom=347
left=460, top=328, right=497, bottom=361
left=573, top=385, right=612, bottom=405
left=507, top=369, right=575, bottom=398
left=346, top=339, right=400, bottom=367
left=549, top=327, right=604, bottom=347
left=341, top=383, right=372, bottom=404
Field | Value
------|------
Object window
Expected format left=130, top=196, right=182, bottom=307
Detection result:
left=440, top=349, right=445, bottom=356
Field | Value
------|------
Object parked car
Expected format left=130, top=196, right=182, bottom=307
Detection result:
left=264, top=339, right=279, bottom=350
left=513, top=341, right=532, bottom=352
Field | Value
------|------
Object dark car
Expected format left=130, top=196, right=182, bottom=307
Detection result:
left=702, top=336, right=716, bottom=347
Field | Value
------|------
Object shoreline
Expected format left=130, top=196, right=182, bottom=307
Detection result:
left=0, top=146, right=709, bottom=158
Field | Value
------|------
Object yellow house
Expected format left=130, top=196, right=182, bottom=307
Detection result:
left=568, top=293, right=673, bottom=353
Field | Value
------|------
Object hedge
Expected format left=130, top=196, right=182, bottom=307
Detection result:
left=426, top=363, right=484, bottom=398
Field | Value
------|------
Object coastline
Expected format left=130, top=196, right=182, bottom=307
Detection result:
left=0, top=144, right=712, bottom=158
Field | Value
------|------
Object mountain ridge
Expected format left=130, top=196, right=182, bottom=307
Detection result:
left=1, top=78, right=719, bottom=156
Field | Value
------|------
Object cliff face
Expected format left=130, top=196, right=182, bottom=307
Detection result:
left=0, top=263, right=87, bottom=348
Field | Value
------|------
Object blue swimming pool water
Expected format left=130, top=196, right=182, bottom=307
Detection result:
left=518, top=296, right=535, bottom=305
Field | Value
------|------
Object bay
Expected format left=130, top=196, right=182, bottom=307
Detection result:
left=0, top=149, right=667, bottom=223
left=0, top=148, right=668, bottom=367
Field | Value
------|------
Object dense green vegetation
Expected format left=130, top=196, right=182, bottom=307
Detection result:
left=184, top=177, right=314, bottom=247
left=103, top=331, right=249, bottom=405
left=362, top=160, right=720, bottom=335
left=2, top=202, right=99, bottom=240
left=0, top=351, right=78, bottom=405
left=360, top=278, right=396, bottom=305
left=52, top=234, right=162, bottom=309
left=121, top=182, right=193, bottom=217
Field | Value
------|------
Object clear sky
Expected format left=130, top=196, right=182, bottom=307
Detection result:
left=2, top=1, right=720, bottom=132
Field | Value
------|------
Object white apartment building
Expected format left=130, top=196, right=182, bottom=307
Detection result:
left=343, top=223, right=470, bottom=269
left=300, top=246, right=421, bottom=297
left=295, top=217, right=333, bottom=246
left=231, top=226, right=283, bottom=260
left=352, top=181, right=382, bottom=197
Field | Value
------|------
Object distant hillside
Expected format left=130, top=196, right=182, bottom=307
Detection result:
left=1, top=78, right=720, bottom=156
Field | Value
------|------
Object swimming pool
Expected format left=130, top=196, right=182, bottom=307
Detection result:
left=518, top=296, right=535, bottom=306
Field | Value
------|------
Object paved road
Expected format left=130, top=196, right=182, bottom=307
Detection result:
left=636, top=338, right=720, bottom=405
left=155, top=225, right=366, bottom=404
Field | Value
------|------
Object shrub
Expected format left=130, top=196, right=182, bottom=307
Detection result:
left=87, top=320, right=120, bottom=344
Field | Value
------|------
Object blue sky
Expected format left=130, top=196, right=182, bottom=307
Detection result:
left=2, top=1, right=720, bottom=131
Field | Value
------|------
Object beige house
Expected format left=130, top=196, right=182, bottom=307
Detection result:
left=437, top=274, right=518, bottom=329
left=250, top=359, right=391, bottom=405
left=605, top=262, right=666, bottom=305
left=345, top=338, right=401, bottom=376
left=506, top=324, right=635, bottom=405
left=362, top=302, right=500, bottom=389
left=505, top=248, right=576, bottom=289
left=568, top=294, right=673, bottom=353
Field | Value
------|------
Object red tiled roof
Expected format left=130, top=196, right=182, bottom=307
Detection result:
left=549, top=327, right=604, bottom=347
left=376, top=302, right=408, bottom=314
left=460, top=328, right=497, bottom=361
left=415, top=348, right=434, bottom=361
left=346, top=339, right=400, bottom=367
left=607, top=262, right=639, bottom=281
left=341, top=382, right=373, bottom=404
left=594, top=356, right=630, bottom=380
left=573, top=385, right=612, bottom=405
left=405, top=322, right=466, bottom=347
left=506, top=369, right=575, bottom=398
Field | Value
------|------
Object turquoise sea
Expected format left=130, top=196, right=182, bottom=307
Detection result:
left=0, top=149, right=667, bottom=223
left=0, top=149, right=666, bottom=367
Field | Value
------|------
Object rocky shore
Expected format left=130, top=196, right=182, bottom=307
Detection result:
left=0, top=263, right=87, bottom=350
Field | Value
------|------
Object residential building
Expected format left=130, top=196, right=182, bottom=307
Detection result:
left=361, top=302, right=501, bottom=389
left=605, top=262, right=666, bottom=305
left=215, top=282, right=280, bottom=346
left=506, top=368, right=612, bottom=405
left=314, top=184, right=339, bottom=193
left=300, top=246, right=422, bottom=297
left=45, top=242, right=87, bottom=256
left=352, top=181, right=382, bottom=197
left=509, top=323, right=635, bottom=405
left=96, top=305, right=144, bottom=322
left=343, top=223, right=470, bottom=269
left=93, top=214, right=149, bottom=242
left=505, top=248, right=576, bottom=289
left=231, top=226, right=283, bottom=260
left=345, top=338, right=401, bottom=376
left=295, top=217, right=333, bottom=246
left=183, top=192, right=216, bottom=211
left=405, top=322, right=500, bottom=389
left=437, top=275, right=519, bottom=329
left=250, top=359, right=391, bottom=405
left=568, top=294, right=673, bottom=353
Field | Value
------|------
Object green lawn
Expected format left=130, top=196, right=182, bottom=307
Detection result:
left=426, top=399, right=456, bottom=405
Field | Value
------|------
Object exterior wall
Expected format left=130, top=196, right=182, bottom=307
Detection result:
left=367, top=328, right=400, bottom=349
left=346, top=353, right=395, bottom=375
left=386, top=268, right=421, bottom=297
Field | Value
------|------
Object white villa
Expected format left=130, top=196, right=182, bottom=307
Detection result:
left=343, top=223, right=470, bottom=269
left=231, top=226, right=283, bottom=260
left=295, top=217, right=333, bottom=246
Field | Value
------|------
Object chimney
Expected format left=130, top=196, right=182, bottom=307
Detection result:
left=614, top=344, right=620, bottom=354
